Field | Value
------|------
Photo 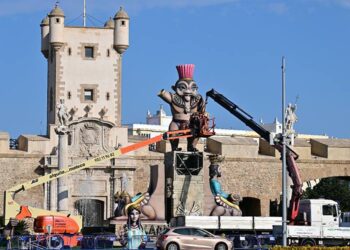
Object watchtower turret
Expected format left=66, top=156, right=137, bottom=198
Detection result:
left=48, top=5, right=65, bottom=50
left=40, top=15, right=49, bottom=58
left=104, top=17, right=115, bottom=29
left=113, top=7, right=129, bottom=54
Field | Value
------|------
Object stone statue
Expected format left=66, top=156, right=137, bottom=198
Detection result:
left=208, top=155, right=242, bottom=216
left=158, top=64, right=205, bottom=151
left=119, top=204, right=147, bottom=249
left=285, top=103, right=298, bottom=134
left=56, top=99, right=69, bottom=127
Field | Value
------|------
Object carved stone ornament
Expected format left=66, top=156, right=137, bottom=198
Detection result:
left=68, top=118, right=114, bottom=157
left=175, top=201, right=201, bottom=216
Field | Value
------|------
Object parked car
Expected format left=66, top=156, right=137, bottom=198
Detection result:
left=156, top=226, right=232, bottom=250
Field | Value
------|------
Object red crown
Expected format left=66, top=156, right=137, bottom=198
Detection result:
left=176, top=64, right=195, bottom=79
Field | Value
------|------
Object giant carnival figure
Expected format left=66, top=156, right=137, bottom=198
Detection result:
left=120, top=204, right=147, bottom=250
left=158, top=64, right=205, bottom=151
left=114, top=191, right=156, bottom=220
left=208, top=155, right=242, bottom=216
left=114, top=174, right=156, bottom=220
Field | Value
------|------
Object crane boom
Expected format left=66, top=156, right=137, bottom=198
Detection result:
left=206, top=88, right=302, bottom=223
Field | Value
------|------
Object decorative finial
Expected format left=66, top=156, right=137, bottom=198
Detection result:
left=55, top=0, right=60, bottom=7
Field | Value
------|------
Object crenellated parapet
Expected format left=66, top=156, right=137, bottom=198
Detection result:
left=206, top=136, right=350, bottom=161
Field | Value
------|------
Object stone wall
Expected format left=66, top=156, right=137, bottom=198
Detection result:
left=216, top=157, right=282, bottom=216
left=134, top=157, right=162, bottom=193
left=0, top=152, right=44, bottom=214
left=1, top=137, right=350, bottom=220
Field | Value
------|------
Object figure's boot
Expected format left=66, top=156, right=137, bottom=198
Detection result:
left=170, top=139, right=181, bottom=151
left=187, top=137, right=199, bottom=152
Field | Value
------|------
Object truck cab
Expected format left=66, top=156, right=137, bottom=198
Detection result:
left=297, top=199, right=340, bottom=227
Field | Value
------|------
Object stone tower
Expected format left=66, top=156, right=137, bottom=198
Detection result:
left=40, top=5, right=130, bottom=225
left=41, top=5, right=129, bottom=132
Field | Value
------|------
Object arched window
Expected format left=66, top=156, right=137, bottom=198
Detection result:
left=240, top=197, right=261, bottom=216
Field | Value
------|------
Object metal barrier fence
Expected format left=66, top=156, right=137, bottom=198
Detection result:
left=9, top=139, right=18, bottom=150
left=0, top=233, right=276, bottom=249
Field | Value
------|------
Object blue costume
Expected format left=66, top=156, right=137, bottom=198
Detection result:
left=210, top=179, right=229, bottom=199
left=127, top=227, right=146, bottom=249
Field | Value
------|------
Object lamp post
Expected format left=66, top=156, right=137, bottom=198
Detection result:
left=281, top=56, right=287, bottom=246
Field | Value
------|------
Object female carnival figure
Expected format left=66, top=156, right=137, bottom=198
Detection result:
left=120, top=204, right=147, bottom=249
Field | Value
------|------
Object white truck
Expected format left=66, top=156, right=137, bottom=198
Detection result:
left=173, top=199, right=350, bottom=247
left=273, top=199, right=350, bottom=246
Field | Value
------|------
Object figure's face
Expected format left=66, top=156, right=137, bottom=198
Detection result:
left=129, top=209, right=140, bottom=223
left=174, top=79, right=198, bottom=102
left=217, top=166, right=222, bottom=178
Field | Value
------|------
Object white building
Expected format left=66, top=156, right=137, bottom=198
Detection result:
left=127, top=107, right=329, bottom=142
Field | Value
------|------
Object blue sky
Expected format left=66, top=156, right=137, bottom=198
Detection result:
left=0, top=0, right=349, bottom=139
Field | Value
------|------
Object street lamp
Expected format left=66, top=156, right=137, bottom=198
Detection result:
left=281, top=56, right=288, bottom=246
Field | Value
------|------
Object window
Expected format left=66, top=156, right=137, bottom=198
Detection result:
left=79, top=84, right=98, bottom=103
left=107, top=49, right=110, bottom=57
left=84, top=89, right=94, bottom=101
left=121, top=20, right=126, bottom=26
left=323, top=205, right=336, bottom=216
left=173, top=228, right=191, bottom=235
left=191, top=229, right=212, bottom=237
left=68, top=48, right=72, bottom=56
left=67, top=91, right=71, bottom=99
left=68, top=134, right=72, bottom=145
left=56, top=18, right=60, bottom=23
left=106, top=92, right=110, bottom=100
left=160, top=228, right=170, bottom=235
left=85, top=47, right=94, bottom=58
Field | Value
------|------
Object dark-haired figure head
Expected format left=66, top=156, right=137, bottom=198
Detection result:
left=209, top=163, right=221, bottom=179
left=124, top=205, right=146, bottom=249
left=127, top=205, right=142, bottom=229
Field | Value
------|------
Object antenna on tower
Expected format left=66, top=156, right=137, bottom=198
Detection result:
left=83, top=0, right=86, bottom=27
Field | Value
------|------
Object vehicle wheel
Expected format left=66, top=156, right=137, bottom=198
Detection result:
left=84, top=237, right=95, bottom=249
left=47, top=235, right=64, bottom=249
left=300, top=238, right=316, bottom=246
left=239, top=237, right=253, bottom=249
left=166, top=242, right=180, bottom=250
left=215, top=242, right=228, bottom=250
